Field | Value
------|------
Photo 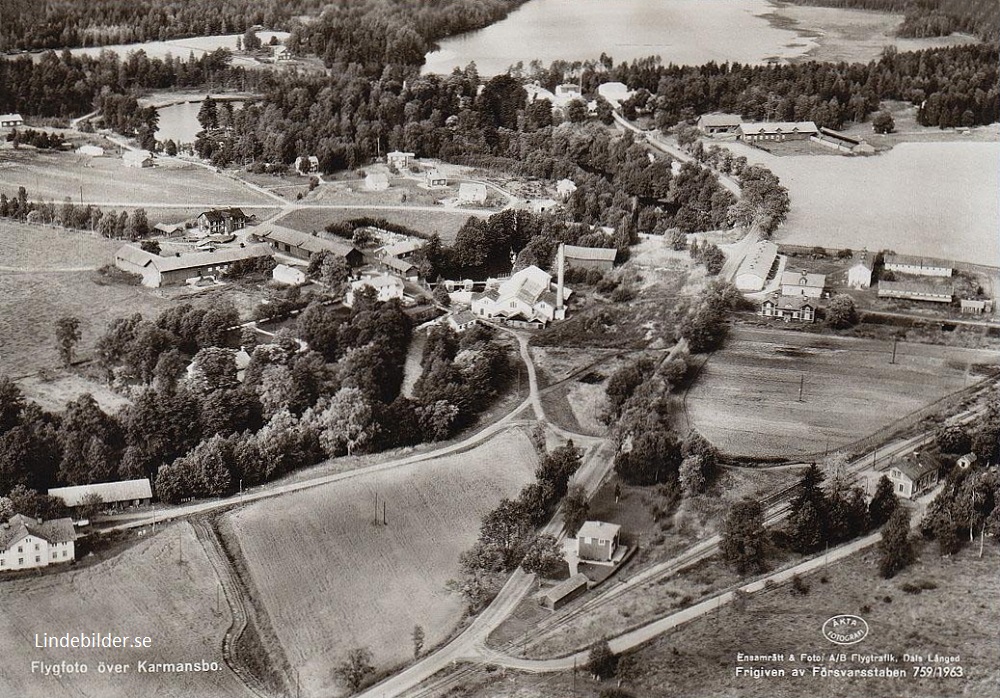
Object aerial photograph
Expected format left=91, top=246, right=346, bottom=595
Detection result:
left=0, top=0, right=997, bottom=696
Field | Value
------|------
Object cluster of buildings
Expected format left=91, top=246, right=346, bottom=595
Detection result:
left=696, top=114, right=874, bottom=154
left=471, top=244, right=573, bottom=328
left=877, top=254, right=955, bottom=304
left=887, top=451, right=978, bottom=500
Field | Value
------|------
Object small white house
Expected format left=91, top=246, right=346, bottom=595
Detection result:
left=272, top=264, right=307, bottom=286
left=847, top=252, right=873, bottom=289
left=447, top=310, right=478, bottom=333
left=273, top=45, right=292, bottom=61
left=957, top=453, right=978, bottom=470
left=387, top=151, right=415, bottom=170
left=426, top=170, right=448, bottom=188
left=556, top=178, right=577, bottom=200
left=365, top=172, right=390, bottom=191
left=123, top=150, right=153, bottom=168
left=295, top=155, right=319, bottom=175
left=346, top=275, right=405, bottom=306
left=457, top=182, right=487, bottom=205
left=76, top=144, right=105, bottom=157
left=888, top=455, right=939, bottom=500
left=0, top=113, right=24, bottom=129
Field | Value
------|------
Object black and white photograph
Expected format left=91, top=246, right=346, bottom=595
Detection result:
left=0, top=0, right=997, bottom=696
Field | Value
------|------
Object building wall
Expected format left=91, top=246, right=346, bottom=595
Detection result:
left=0, top=535, right=74, bottom=570
left=578, top=537, right=613, bottom=562
left=847, top=266, right=872, bottom=289
left=736, top=272, right=766, bottom=292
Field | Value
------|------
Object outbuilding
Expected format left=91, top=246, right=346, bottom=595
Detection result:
left=577, top=521, right=621, bottom=563
left=49, top=478, right=153, bottom=510
left=735, top=241, right=778, bottom=292
left=847, top=251, right=874, bottom=289
left=539, top=573, right=589, bottom=611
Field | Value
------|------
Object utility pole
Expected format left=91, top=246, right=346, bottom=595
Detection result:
left=890, top=336, right=898, bottom=364
left=382, top=501, right=386, bottom=526
left=797, top=374, right=804, bottom=402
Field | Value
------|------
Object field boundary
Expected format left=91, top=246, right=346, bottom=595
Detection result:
left=213, top=515, right=295, bottom=698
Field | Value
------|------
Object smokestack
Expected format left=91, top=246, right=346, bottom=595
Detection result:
left=556, top=243, right=565, bottom=310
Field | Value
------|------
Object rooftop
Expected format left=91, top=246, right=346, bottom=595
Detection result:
left=0, top=514, right=76, bottom=550
left=739, top=121, right=818, bottom=135
left=49, top=478, right=153, bottom=507
left=578, top=520, right=621, bottom=540
left=564, top=244, right=617, bottom=262
left=883, top=254, right=953, bottom=270
left=257, top=224, right=359, bottom=258
left=736, top=241, right=779, bottom=279
left=542, top=572, right=590, bottom=603
left=698, top=113, right=742, bottom=126
left=879, top=281, right=953, bottom=296
left=895, top=455, right=938, bottom=481
left=780, top=270, right=826, bottom=288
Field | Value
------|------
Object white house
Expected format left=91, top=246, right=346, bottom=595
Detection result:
left=577, top=521, right=621, bottom=563
left=346, top=275, right=404, bottom=306
left=0, top=514, right=76, bottom=571
left=123, top=150, right=153, bottom=168
left=272, top=263, right=307, bottom=286
left=457, top=182, right=488, bottom=205
left=735, top=241, right=778, bottom=292
left=365, top=172, right=390, bottom=191
left=273, top=45, right=292, bottom=61
left=847, top=251, right=873, bottom=289
left=0, top=113, right=24, bottom=129
left=387, top=151, right=415, bottom=170
left=888, top=455, right=939, bottom=499
left=471, top=264, right=569, bottom=325
left=76, top=144, right=105, bottom=156
left=883, top=254, right=953, bottom=277
left=447, top=310, right=478, bottom=333
left=957, top=453, right=978, bottom=470
left=780, top=270, right=825, bottom=298
left=760, top=296, right=816, bottom=322
left=295, top=155, right=319, bottom=174
left=426, top=170, right=448, bottom=188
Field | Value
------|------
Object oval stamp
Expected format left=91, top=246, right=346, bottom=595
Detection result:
left=822, top=615, right=869, bottom=645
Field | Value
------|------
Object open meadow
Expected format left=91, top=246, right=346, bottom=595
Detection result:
left=686, top=326, right=1000, bottom=459
left=725, top=141, right=1000, bottom=266
left=0, top=522, right=247, bottom=698
left=276, top=205, right=479, bottom=243
left=224, top=429, right=539, bottom=697
left=0, top=147, right=277, bottom=207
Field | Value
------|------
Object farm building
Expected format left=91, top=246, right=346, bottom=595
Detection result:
left=426, top=170, right=448, bottom=188
left=696, top=113, right=742, bottom=134
left=457, top=182, right=488, bottom=205
left=346, top=275, right=405, bottom=307
left=816, top=127, right=875, bottom=155
left=273, top=45, right=292, bottom=61
left=49, top=478, right=153, bottom=510
left=0, top=113, right=24, bottom=128
left=76, top=144, right=105, bottom=156
left=539, top=573, right=589, bottom=611
left=447, top=310, right=478, bottom=333
left=530, top=198, right=559, bottom=214
left=737, top=121, right=818, bottom=142
left=847, top=251, right=874, bottom=289
left=957, top=453, right=978, bottom=470
left=387, top=151, right=415, bottom=170
left=0, top=514, right=76, bottom=570
left=272, top=263, right=307, bottom=286
left=122, top=150, right=153, bottom=168
left=883, top=254, right=953, bottom=277
left=735, top=241, right=778, bottom=291
left=378, top=256, right=419, bottom=280
left=760, top=296, right=816, bottom=322
left=114, top=243, right=272, bottom=287
left=255, top=224, right=364, bottom=267
left=379, top=239, right=423, bottom=260
left=471, top=263, right=570, bottom=325
left=294, top=155, right=319, bottom=174
left=556, top=178, right=577, bottom=200
left=960, top=298, right=993, bottom=314
left=888, top=454, right=939, bottom=499
left=577, top=521, right=621, bottom=563
left=197, top=208, right=247, bottom=235
left=878, top=281, right=953, bottom=303
left=563, top=244, right=616, bottom=271
left=780, top=270, right=825, bottom=298
left=365, top=172, right=389, bottom=191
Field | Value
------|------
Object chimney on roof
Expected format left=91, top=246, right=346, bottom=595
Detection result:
left=556, top=243, right=565, bottom=311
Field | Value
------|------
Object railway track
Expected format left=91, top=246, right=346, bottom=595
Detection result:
left=190, top=517, right=273, bottom=698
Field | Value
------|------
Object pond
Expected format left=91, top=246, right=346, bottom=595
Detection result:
left=155, top=99, right=244, bottom=145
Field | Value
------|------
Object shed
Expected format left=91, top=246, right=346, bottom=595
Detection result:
left=426, top=170, right=448, bottom=188
left=563, top=245, right=616, bottom=271
left=0, top=113, right=24, bottom=128
left=539, top=573, right=590, bottom=611
left=696, top=113, right=742, bottom=134
left=957, top=453, right=977, bottom=470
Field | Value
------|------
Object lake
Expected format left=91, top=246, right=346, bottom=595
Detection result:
left=726, top=140, right=1000, bottom=266
left=422, top=0, right=975, bottom=75
left=155, top=100, right=244, bottom=145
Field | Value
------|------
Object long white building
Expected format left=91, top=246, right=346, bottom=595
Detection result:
left=735, top=241, right=779, bottom=292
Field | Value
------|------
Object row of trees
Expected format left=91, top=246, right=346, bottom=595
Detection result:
left=0, top=185, right=150, bottom=239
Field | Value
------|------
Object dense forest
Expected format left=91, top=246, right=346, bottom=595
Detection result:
left=789, top=0, right=1000, bottom=41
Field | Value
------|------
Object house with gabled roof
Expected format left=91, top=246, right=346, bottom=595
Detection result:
left=471, top=265, right=570, bottom=325
left=0, top=514, right=76, bottom=570
left=255, top=224, right=363, bottom=267
left=847, top=250, right=874, bottom=289
left=577, top=521, right=622, bottom=563
left=888, top=454, right=939, bottom=499
left=697, top=113, right=742, bottom=134
left=735, top=241, right=778, bottom=292
left=197, top=208, right=247, bottom=235
left=114, top=244, right=273, bottom=287
left=0, top=113, right=24, bottom=129
left=760, top=295, right=816, bottom=322
left=780, top=270, right=825, bottom=298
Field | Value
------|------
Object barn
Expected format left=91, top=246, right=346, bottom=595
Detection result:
left=735, top=241, right=778, bottom=292
left=255, top=224, right=363, bottom=267
left=114, top=244, right=273, bottom=287
left=50, top=478, right=154, bottom=510
left=563, top=245, right=617, bottom=271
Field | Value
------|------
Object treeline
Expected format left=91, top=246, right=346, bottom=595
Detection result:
left=0, top=49, right=250, bottom=119
left=287, top=0, right=528, bottom=73
left=0, top=0, right=325, bottom=52
left=787, top=0, right=999, bottom=41
left=6, top=128, right=65, bottom=150
left=0, top=185, right=152, bottom=240
left=541, top=44, right=997, bottom=131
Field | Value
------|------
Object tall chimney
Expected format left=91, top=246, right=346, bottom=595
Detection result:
left=556, top=243, right=565, bottom=310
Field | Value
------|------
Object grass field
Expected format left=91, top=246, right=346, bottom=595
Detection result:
left=0, top=523, right=247, bottom=698
left=0, top=147, right=276, bottom=207
left=686, top=326, right=1000, bottom=459
left=225, top=430, right=539, bottom=697
left=276, top=205, right=479, bottom=243
left=725, top=140, right=1000, bottom=266
left=461, top=542, right=999, bottom=698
